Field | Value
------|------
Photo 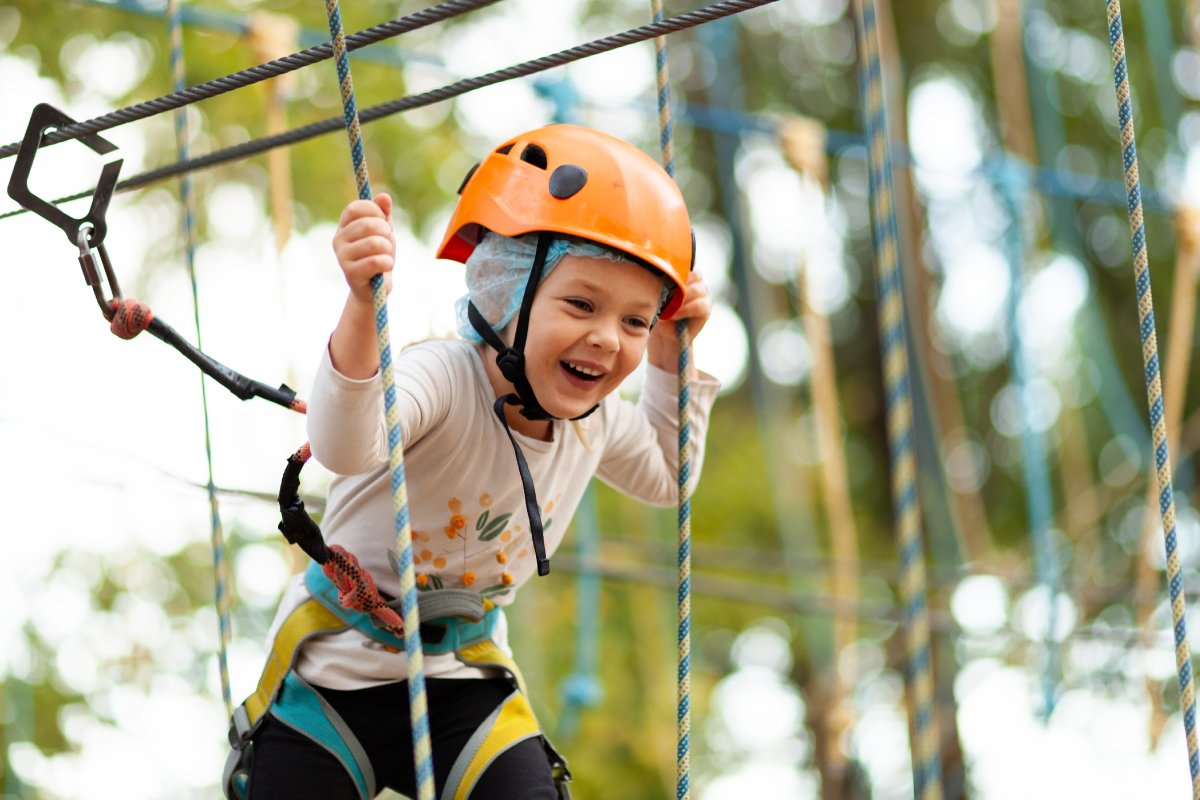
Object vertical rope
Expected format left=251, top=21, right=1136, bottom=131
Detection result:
left=993, top=159, right=1061, bottom=720
left=166, top=0, right=232, bottom=718
left=1136, top=207, right=1200, bottom=747
left=1103, top=4, right=1200, bottom=794
left=648, top=2, right=690, bottom=797
left=321, top=2, right=434, bottom=798
left=852, top=2, right=941, bottom=797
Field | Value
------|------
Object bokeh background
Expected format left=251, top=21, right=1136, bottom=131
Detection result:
left=3, top=0, right=1200, bottom=797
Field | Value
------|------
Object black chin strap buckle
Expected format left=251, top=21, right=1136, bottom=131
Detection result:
left=496, top=349, right=525, bottom=384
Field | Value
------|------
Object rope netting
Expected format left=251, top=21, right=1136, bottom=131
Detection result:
left=165, top=0, right=235, bottom=718
left=0, top=0, right=776, bottom=222
left=0, top=0, right=497, bottom=159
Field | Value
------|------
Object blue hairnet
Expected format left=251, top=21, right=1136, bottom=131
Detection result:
left=455, top=232, right=671, bottom=342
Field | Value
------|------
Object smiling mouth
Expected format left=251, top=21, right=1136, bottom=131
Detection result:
left=561, top=360, right=605, bottom=381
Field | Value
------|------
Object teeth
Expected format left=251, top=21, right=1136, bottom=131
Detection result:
left=565, top=361, right=603, bottom=377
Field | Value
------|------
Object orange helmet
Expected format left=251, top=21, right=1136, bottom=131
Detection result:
left=437, top=124, right=693, bottom=319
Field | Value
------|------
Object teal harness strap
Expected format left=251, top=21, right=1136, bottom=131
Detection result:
left=271, top=672, right=377, bottom=800
left=304, top=562, right=499, bottom=656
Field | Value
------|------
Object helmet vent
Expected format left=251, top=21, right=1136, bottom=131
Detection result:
left=519, top=144, right=548, bottom=169
left=495, top=143, right=514, bottom=155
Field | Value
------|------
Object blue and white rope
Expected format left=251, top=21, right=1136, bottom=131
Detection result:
left=166, top=0, right=233, bottom=718
left=321, top=2, right=434, bottom=798
left=852, top=1, right=941, bottom=797
left=1104, top=2, right=1200, bottom=794
left=649, top=2, right=691, bottom=797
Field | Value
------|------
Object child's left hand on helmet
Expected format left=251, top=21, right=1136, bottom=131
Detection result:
left=647, top=269, right=712, bottom=372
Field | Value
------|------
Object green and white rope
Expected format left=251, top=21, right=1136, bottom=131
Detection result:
left=852, top=1, right=941, bottom=797
left=1104, top=2, right=1200, bottom=794
left=321, top=2, right=434, bottom=798
left=166, top=0, right=233, bottom=718
left=649, top=2, right=691, bottom=796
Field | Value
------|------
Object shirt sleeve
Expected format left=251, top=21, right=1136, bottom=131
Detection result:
left=306, top=341, right=456, bottom=476
left=595, top=363, right=721, bottom=507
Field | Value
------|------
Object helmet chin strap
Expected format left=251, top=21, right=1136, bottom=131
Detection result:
left=467, top=232, right=598, bottom=576
left=467, top=233, right=554, bottom=421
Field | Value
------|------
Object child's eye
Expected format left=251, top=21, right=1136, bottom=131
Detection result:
left=624, top=316, right=650, bottom=330
left=565, top=298, right=593, bottom=312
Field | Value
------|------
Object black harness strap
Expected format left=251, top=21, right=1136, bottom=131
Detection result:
left=492, top=394, right=551, bottom=576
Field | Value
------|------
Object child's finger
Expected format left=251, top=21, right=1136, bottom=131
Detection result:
left=339, top=235, right=394, bottom=264
left=339, top=216, right=394, bottom=244
left=338, top=197, right=388, bottom=226
left=374, top=192, right=393, bottom=220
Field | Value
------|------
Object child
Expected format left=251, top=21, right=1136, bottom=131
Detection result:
left=227, top=125, right=720, bottom=800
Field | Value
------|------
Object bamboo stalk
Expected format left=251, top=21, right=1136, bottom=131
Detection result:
left=780, top=115, right=859, bottom=785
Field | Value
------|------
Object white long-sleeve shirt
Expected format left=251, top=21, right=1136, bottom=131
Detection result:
left=270, top=338, right=719, bottom=689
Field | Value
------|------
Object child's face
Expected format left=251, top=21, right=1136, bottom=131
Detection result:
left=519, top=253, right=664, bottom=419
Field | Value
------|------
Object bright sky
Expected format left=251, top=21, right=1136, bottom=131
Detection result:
left=2, top=2, right=1197, bottom=798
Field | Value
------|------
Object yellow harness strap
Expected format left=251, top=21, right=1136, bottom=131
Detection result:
left=444, top=690, right=542, bottom=800
left=245, top=597, right=347, bottom=724
left=455, top=639, right=528, bottom=695
left=443, top=641, right=571, bottom=799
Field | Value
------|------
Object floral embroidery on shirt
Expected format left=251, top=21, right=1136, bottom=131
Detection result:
left=415, top=492, right=558, bottom=595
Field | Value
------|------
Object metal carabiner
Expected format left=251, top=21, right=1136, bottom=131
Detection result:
left=76, top=225, right=122, bottom=321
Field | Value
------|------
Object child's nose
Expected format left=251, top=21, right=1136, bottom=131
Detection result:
left=586, top=320, right=620, bottom=351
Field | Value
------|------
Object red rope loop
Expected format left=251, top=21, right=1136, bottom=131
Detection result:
left=323, top=544, right=404, bottom=636
left=108, top=298, right=155, bottom=339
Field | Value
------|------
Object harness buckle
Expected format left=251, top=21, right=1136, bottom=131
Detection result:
left=228, top=704, right=253, bottom=747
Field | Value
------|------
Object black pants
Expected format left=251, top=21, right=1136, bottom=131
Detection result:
left=247, top=677, right=559, bottom=799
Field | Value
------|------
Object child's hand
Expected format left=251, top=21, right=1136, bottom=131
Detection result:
left=666, top=269, right=712, bottom=341
left=332, top=194, right=395, bottom=304
left=647, top=269, right=712, bottom=371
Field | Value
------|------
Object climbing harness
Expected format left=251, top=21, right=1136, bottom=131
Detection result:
left=222, top=565, right=572, bottom=800
left=221, top=478, right=573, bottom=800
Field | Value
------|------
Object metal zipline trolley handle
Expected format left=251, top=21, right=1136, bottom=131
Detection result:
left=7, top=102, right=301, bottom=412
left=7, top=103, right=125, bottom=319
